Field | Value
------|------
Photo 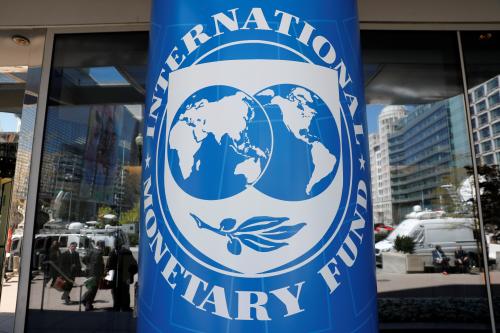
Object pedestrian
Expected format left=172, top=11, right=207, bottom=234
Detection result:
left=59, top=241, right=81, bottom=304
left=82, top=240, right=105, bottom=311
left=432, top=245, right=450, bottom=275
left=454, top=245, right=470, bottom=273
left=106, top=240, right=138, bottom=311
left=47, top=240, right=61, bottom=287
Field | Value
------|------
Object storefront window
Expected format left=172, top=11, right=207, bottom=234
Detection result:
left=26, top=32, right=147, bottom=332
left=462, top=30, right=500, bottom=327
left=363, top=30, right=490, bottom=330
left=0, top=65, right=25, bottom=320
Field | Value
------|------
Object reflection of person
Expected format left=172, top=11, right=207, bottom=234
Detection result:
left=47, top=241, right=61, bottom=287
left=82, top=241, right=105, bottom=311
left=454, top=246, right=470, bottom=273
left=432, top=245, right=450, bottom=275
left=106, top=240, right=138, bottom=311
left=59, top=242, right=81, bottom=304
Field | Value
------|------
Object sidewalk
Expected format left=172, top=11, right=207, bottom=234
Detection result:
left=0, top=275, right=18, bottom=333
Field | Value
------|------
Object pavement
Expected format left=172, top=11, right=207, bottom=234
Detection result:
left=377, top=270, right=494, bottom=298
left=0, top=269, right=499, bottom=332
left=27, top=273, right=135, bottom=312
left=0, top=274, right=18, bottom=333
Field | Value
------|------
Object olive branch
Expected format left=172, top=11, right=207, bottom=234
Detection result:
left=190, top=213, right=306, bottom=255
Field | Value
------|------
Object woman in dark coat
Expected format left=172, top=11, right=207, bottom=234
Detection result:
left=47, top=240, right=61, bottom=287
left=106, top=240, right=138, bottom=311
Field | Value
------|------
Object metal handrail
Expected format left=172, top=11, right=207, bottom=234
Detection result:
left=43, top=260, right=76, bottom=284
left=41, top=260, right=84, bottom=312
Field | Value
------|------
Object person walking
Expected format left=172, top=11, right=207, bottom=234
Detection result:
left=47, top=240, right=61, bottom=287
left=106, top=240, right=138, bottom=311
left=82, top=240, right=105, bottom=311
left=59, top=242, right=81, bottom=304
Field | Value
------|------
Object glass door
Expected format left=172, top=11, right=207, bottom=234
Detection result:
left=25, top=31, right=147, bottom=333
left=461, top=30, right=500, bottom=332
left=363, top=30, right=491, bottom=332
left=0, top=30, right=31, bottom=329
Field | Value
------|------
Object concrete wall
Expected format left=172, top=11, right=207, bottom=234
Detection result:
left=0, top=0, right=499, bottom=28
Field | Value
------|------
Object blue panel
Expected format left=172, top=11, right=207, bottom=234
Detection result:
left=140, top=1, right=377, bottom=332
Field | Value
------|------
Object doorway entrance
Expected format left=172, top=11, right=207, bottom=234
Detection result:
left=0, top=30, right=32, bottom=330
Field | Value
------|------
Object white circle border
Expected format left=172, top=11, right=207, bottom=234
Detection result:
left=153, top=40, right=355, bottom=278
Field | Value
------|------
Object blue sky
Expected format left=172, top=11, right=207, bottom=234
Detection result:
left=366, top=104, right=385, bottom=134
left=0, top=103, right=389, bottom=134
left=0, top=113, right=20, bottom=132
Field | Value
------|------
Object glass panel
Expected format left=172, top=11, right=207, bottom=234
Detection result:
left=462, top=30, right=500, bottom=328
left=487, top=77, right=499, bottom=93
left=0, top=39, right=28, bottom=326
left=478, top=100, right=488, bottom=113
left=489, top=92, right=500, bottom=108
left=26, top=32, right=147, bottom=332
left=363, top=30, right=490, bottom=331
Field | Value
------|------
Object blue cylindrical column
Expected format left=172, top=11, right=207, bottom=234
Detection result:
left=140, top=1, right=377, bottom=332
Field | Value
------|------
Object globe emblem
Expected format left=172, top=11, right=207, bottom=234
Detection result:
left=167, top=85, right=272, bottom=200
left=167, top=84, right=340, bottom=202
left=254, top=85, right=340, bottom=201
left=161, top=60, right=348, bottom=275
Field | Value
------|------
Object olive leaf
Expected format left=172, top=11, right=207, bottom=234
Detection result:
left=190, top=213, right=306, bottom=255
left=220, top=218, right=237, bottom=231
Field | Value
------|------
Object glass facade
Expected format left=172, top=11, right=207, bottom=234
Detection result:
left=462, top=30, right=500, bottom=328
left=25, top=32, right=147, bottom=332
left=0, top=28, right=499, bottom=333
left=364, top=30, right=490, bottom=331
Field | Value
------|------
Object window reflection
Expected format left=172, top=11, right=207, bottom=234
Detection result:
left=27, top=32, right=147, bottom=332
left=363, top=30, right=490, bottom=330
left=0, top=64, right=26, bottom=320
left=462, top=30, right=500, bottom=327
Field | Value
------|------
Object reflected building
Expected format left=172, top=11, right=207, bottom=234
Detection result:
left=469, top=75, right=500, bottom=165
left=388, top=95, right=470, bottom=222
left=369, top=106, right=406, bottom=225
left=37, top=105, right=141, bottom=223
left=0, top=132, right=18, bottom=179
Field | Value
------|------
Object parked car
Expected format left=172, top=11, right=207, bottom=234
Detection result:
left=375, top=207, right=478, bottom=266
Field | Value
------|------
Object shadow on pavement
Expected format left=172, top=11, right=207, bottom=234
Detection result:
left=0, top=313, right=14, bottom=333
left=26, top=310, right=135, bottom=333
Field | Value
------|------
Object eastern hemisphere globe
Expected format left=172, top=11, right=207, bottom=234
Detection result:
left=254, top=84, right=340, bottom=201
left=167, top=85, right=272, bottom=200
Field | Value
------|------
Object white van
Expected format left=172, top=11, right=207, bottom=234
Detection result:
left=80, top=225, right=129, bottom=255
left=375, top=209, right=478, bottom=266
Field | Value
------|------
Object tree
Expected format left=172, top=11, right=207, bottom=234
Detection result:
left=97, top=205, right=117, bottom=226
left=119, top=201, right=140, bottom=225
left=466, top=165, right=500, bottom=228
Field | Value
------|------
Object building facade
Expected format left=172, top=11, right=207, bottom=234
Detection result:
left=369, top=106, right=406, bottom=225
left=389, top=95, right=470, bottom=220
left=471, top=75, right=500, bottom=165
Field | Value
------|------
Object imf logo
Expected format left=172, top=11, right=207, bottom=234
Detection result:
left=158, top=60, right=349, bottom=276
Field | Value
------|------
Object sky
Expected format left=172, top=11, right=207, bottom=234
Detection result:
left=0, top=103, right=391, bottom=135
left=366, top=104, right=385, bottom=134
left=0, top=105, right=386, bottom=133
left=0, top=112, right=21, bottom=132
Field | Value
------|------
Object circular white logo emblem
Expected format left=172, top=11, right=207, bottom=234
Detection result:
left=156, top=59, right=353, bottom=277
